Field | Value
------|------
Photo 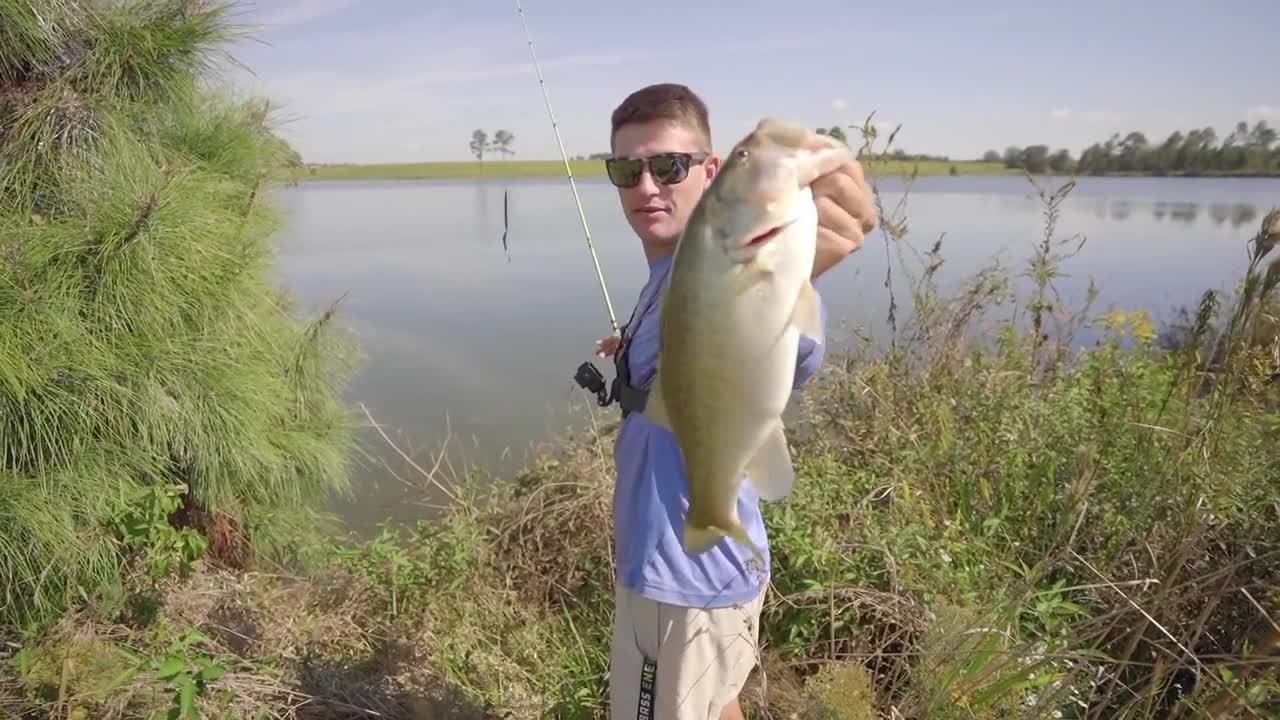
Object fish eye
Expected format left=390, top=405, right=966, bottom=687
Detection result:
left=735, top=148, right=749, bottom=159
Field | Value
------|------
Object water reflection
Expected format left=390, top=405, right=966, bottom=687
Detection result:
left=1109, top=200, right=1132, bottom=221
left=1094, top=199, right=1260, bottom=228
left=1227, top=203, right=1256, bottom=228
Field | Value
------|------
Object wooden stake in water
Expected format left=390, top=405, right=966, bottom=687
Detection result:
left=501, top=187, right=511, bottom=263
left=515, top=0, right=619, bottom=334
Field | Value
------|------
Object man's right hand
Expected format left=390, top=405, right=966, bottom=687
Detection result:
left=595, top=334, right=621, bottom=358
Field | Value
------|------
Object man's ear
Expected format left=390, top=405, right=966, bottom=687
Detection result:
left=703, top=154, right=720, bottom=186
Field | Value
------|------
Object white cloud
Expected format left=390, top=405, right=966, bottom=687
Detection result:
left=1245, top=105, right=1280, bottom=125
left=1049, top=108, right=1071, bottom=119
left=252, top=0, right=360, bottom=29
left=831, top=98, right=847, bottom=111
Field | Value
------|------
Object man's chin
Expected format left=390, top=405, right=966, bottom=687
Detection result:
left=631, top=217, right=674, bottom=242
left=639, top=230, right=678, bottom=250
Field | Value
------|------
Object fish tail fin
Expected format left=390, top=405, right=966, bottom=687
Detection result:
left=682, top=521, right=725, bottom=555
left=723, top=521, right=767, bottom=569
left=683, top=519, right=767, bottom=568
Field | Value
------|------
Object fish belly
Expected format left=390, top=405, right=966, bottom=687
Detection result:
left=679, top=269, right=803, bottom=528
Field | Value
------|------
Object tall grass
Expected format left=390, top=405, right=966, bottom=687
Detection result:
left=0, top=0, right=357, bottom=629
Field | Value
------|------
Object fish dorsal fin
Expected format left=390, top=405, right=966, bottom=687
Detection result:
left=790, top=279, right=824, bottom=344
left=744, top=422, right=795, bottom=502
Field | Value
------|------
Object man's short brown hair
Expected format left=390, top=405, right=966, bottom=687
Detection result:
left=610, top=83, right=712, bottom=154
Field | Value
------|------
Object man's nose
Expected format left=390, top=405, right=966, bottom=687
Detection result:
left=633, top=165, right=661, bottom=194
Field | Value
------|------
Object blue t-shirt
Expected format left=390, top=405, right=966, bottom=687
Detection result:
left=611, top=252, right=827, bottom=609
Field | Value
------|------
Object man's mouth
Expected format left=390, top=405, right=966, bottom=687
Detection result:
left=634, top=205, right=667, bottom=216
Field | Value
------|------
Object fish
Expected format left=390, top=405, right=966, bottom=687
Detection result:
left=639, top=117, right=853, bottom=562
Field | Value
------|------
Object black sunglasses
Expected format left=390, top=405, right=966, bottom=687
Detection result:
left=605, top=152, right=709, bottom=189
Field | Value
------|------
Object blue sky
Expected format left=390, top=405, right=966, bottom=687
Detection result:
left=219, top=0, right=1280, bottom=164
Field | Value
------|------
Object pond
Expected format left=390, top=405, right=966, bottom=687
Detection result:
left=271, top=173, right=1280, bottom=536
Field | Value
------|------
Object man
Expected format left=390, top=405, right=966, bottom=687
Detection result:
left=594, top=83, right=876, bottom=720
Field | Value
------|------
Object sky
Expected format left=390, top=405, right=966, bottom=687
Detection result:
left=216, top=0, right=1280, bottom=165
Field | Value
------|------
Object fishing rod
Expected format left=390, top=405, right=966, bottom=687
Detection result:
left=514, top=0, right=619, bottom=335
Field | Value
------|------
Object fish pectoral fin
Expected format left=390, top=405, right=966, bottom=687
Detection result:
left=790, top=279, right=824, bottom=343
left=744, top=422, right=795, bottom=502
left=639, top=368, right=672, bottom=431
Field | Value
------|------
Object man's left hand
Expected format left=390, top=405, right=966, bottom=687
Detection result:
left=811, top=159, right=877, bottom=279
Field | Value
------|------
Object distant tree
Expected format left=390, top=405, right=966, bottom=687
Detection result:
left=469, top=129, right=488, bottom=161
left=1000, top=118, right=1280, bottom=178
left=490, top=129, right=515, bottom=159
left=982, top=150, right=1001, bottom=163
left=1251, top=120, right=1276, bottom=149
left=1227, top=121, right=1251, bottom=146
left=815, top=125, right=850, bottom=146
left=1078, top=143, right=1108, bottom=175
left=1049, top=148, right=1073, bottom=173
left=1115, top=132, right=1148, bottom=172
left=1020, top=145, right=1051, bottom=173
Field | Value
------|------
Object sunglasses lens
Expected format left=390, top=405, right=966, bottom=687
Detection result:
left=650, top=155, right=688, bottom=184
left=606, top=159, right=642, bottom=187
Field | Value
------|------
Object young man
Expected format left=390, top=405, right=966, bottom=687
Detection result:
left=595, top=83, right=876, bottom=720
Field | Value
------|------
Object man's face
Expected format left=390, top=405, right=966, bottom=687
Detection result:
left=610, top=119, right=719, bottom=254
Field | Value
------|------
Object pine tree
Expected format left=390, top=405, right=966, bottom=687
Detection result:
left=0, top=0, right=358, bottom=625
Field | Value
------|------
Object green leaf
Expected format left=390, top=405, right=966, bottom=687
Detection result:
left=197, top=662, right=226, bottom=683
left=179, top=676, right=197, bottom=717
left=156, top=657, right=185, bottom=679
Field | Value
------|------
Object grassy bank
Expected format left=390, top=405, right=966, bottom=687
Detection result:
left=282, top=158, right=1015, bottom=183
left=5, top=152, right=1279, bottom=717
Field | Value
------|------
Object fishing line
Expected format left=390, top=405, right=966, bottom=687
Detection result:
left=514, top=0, right=618, bottom=334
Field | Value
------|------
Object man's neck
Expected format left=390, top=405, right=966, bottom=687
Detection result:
left=642, top=240, right=675, bottom=268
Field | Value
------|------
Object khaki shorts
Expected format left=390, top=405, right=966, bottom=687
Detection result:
left=608, top=583, right=765, bottom=720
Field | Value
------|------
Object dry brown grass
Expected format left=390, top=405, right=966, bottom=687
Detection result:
left=489, top=422, right=618, bottom=612
left=0, top=564, right=496, bottom=719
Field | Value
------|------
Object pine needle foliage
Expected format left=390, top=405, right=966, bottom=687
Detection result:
left=0, top=0, right=359, bottom=627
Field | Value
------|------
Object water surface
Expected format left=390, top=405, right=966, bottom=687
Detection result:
left=271, top=174, right=1280, bottom=536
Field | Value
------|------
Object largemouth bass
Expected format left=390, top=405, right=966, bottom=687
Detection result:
left=640, top=118, right=853, bottom=560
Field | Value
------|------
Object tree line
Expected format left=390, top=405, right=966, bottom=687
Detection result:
left=469, top=128, right=516, bottom=161
left=985, top=119, right=1278, bottom=176
left=555, top=118, right=1279, bottom=177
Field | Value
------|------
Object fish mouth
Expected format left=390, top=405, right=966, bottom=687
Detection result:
left=743, top=217, right=797, bottom=249
left=746, top=225, right=783, bottom=248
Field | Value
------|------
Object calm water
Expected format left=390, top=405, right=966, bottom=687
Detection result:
left=271, top=174, right=1280, bottom=536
